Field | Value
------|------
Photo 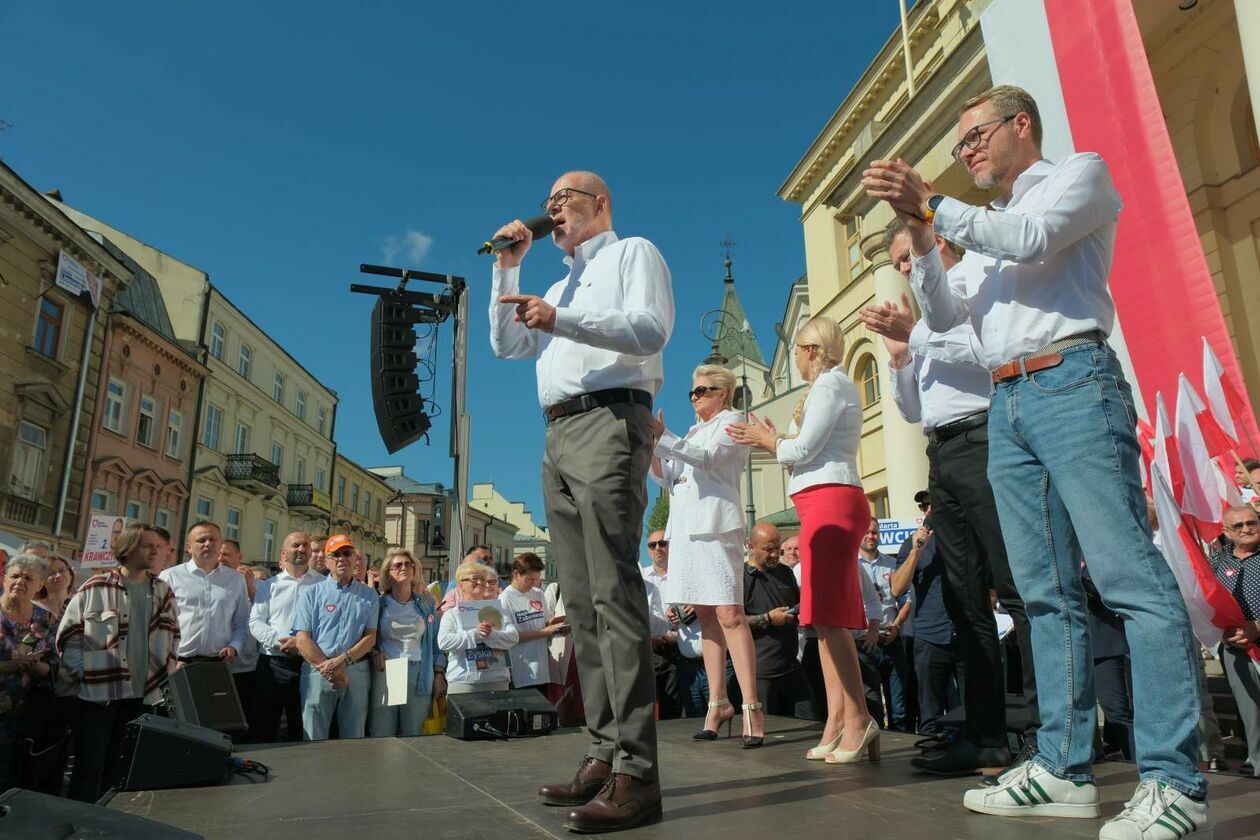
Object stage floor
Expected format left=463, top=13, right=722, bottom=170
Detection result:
left=111, top=717, right=1260, bottom=839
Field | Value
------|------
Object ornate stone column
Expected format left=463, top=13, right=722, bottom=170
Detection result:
left=861, top=230, right=929, bottom=522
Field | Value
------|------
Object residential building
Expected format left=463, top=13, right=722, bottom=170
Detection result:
left=332, top=453, right=390, bottom=572
left=465, top=503, right=519, bottom=579
left=0, top=167, right=130, bottom=552
left=80, top=240, right=208, bottom=540
left=470, top=482, right=553, bottom=580
left=51, top=201, right=339, bottom=565
left=371, top=465, right=446, bottom=584
left=777, top=0, right=1260, bottom=519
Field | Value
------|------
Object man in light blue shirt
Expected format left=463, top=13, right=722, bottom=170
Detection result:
left=250, top=530, right=321, bottom=741
left=292, top=534, right=379, bottom=740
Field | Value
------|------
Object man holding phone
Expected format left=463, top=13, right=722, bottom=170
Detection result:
left=743, top=523, right=802, bottom=716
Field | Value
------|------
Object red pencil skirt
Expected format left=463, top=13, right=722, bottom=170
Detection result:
left=791, top=482, right=869, bottom=629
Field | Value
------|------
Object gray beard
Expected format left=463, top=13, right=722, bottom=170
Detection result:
left=973, top=171, right=997, bottom=190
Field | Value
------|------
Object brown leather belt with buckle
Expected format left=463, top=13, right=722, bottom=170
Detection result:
left=543, top=388, right=652, bottom=424
left=990, top=330, right=1106, bottom=385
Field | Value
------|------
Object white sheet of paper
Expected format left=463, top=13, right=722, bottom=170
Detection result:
left=994, top=611, right=1015, bottom=641
left=385, top=657, right=409, bottom=706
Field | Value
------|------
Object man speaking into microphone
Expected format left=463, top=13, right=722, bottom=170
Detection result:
left=489, top=171, right=673, bottom=833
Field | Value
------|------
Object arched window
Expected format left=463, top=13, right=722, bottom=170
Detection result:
left=856, top=354, right=880, bottom=408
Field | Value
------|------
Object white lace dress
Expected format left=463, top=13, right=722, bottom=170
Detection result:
left=650, top=409, right=749, bottom=606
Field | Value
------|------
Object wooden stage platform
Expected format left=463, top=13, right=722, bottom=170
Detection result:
left=110, top=717, right=1260, bottom=839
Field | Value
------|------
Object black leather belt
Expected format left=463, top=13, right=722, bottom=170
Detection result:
left=927, top=411, right=988, bottom=444
left=544, top=388, right=652, bottom=424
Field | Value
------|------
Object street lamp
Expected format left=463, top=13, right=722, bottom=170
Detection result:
left=701, top=309, right=757, bottom=537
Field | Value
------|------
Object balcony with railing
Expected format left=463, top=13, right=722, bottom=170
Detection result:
left=0, top=492, right=47, bottom=530
left=287, top=484, right=331, bottom=514
left=225, top=454, right=281, bottom=496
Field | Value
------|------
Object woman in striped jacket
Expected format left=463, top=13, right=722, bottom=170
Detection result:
left=56, top=522, right=180, bottom=802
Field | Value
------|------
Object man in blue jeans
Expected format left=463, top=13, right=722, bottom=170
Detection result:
left=865, top=84, right=1208, bottom=838
left=292, top=534, right=379, bottom=740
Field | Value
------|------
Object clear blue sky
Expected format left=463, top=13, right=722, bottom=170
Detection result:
left=0, top=2, right=909, bottom=542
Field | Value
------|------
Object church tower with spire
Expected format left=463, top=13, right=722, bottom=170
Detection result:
left=703, top=245, right=769, bottom=409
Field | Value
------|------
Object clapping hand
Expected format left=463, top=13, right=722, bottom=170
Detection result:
left=727, top=413, right=777, bottom=452
left=653, top=409, right=665, bottom=441
left=859, top=293, right=917, bottom=365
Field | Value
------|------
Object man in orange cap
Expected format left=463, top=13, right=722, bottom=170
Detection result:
left=291, top=534, right=380, bottom=739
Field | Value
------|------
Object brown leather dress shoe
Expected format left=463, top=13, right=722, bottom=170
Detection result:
left=538, top=757, right=613, bottom=806
left=564, top=773, right=662, bottom=834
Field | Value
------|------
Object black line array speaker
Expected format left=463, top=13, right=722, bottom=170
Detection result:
left=445, top=688, right=559, bottom=740
left=166, top=660, right=248, bottom=733
left=0, top=787, right=202, bottom=838
left=116, top=714, right=232, bottom=792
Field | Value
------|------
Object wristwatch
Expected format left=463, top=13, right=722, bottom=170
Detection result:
left=923, top=194, right=945, bottom=225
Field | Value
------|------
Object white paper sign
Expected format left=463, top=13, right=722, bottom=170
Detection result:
left=55, top=250, right=101, bottom=308
left=385, top=657, right=409, bottom=706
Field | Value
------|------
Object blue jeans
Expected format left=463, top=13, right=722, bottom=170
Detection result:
left=986, top=344, right=1204, bottom=798
left=369, top=661, right=432, bottom=738
left=300, top=660, right=371, bottom=740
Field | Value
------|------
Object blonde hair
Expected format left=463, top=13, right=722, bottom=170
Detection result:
left=785, top=316, right=846, bottom=436
left=454, top=560, right=494, bottom=583
left=380, top=548, right=420, bottom=592
left=692, top=364, right=736, bottom=411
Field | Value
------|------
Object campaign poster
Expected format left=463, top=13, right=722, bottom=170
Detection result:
left=877, top=518, right=924, bottom=553
left=82, top=515, right=130, bottom=568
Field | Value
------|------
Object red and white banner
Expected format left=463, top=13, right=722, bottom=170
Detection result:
left=980, top=0, right=1258, bottom=446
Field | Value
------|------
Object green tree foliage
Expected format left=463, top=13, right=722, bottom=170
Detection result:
left=646, top=490, right=670, bottom=533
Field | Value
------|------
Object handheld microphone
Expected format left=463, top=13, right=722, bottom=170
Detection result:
left=477, top=214, right=556, bottom=255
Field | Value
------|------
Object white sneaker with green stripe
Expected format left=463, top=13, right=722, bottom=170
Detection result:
left=962, top=759, right=1101, bottom=818
left=1098, top=780, right=1210, bottom=839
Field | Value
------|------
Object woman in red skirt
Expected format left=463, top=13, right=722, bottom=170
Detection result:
left=728, top=315, right=878, bottom=765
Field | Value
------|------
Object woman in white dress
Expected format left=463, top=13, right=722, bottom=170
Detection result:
left=650, top=364, right=762, bottom=747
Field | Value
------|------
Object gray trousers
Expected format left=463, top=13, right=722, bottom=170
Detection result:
left=1223, top=645, right=1260, bottom=776
left=543, top=401, right=658, bottom=780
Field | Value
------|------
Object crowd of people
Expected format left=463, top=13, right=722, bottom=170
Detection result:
left=3, top=81, right=1260, bottom=838
left=0, top=522, right=579, bottom=803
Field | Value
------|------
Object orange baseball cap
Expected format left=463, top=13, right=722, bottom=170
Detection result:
left=325, top=534, right=356, bottom=555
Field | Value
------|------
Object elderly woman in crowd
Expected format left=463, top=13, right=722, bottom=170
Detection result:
left=370, top=549, right=446, bottom=737
left=0, top=552, right=58, bottom=791
left=33, top=554, right=74, bottom=621
left=438, top=561, right=518, bottom=694
left=730, top=316, right=879, bottom=765
left=651, top=364, right=762, bottom=747
left=58, top=523, right=180, bottom=801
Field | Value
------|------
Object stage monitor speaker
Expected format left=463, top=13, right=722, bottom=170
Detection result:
left=166, top=660, right=247, bottom=733
left=116, top=714, right=231, bottom=792
left=0, top=787, right=202, bottom=838
left=445, top=688, right=559, bottom=740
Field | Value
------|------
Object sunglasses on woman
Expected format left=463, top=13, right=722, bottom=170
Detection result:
left=688, top=386, right=723, bottom=401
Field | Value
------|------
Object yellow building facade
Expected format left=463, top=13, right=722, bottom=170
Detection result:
left=53, top=202, right=342, bottom=564
left=778, top=0, right=1260, bottom=521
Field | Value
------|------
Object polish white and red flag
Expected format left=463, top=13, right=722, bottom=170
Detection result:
left=1174, top=375, right=1238, bottom=541
left=1202, top=338, right=1247, bottom=451
left=979, top=0, right=1259, bottom=444
left=1150, top=458, right=1259, bottom=663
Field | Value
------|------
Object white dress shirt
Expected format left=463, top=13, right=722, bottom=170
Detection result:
left=489, top=231, right=675, bottom=409
left=159, top=559, right=250, bottom=659
left=776, top=367, right=863, bottom=496
left=249, top=568, right=322, bottom=656
left=889, top=319, right=992, bottom=430
left=910, top=154, right=1123, bottom=368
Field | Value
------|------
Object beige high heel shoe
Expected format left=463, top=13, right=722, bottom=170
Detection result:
left=824, top=719, right=880, bottom=765
left=805, top=730, right=843, bottom=760
left=693, top=699, right=734, bottom=741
